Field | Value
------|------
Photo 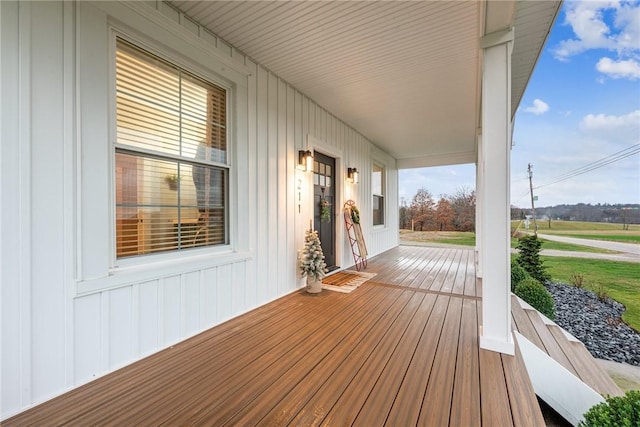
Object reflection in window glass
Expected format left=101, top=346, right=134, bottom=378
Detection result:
left=115, top=38, right=228, bottom=258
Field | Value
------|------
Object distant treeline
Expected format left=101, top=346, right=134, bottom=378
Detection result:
left=511, top=203, right=640, bottom=225
left=401, top=191, right=639, bottom=231
left=399, top=187, right=476, bottom=232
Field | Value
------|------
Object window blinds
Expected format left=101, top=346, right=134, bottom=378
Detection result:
left=115, top=38, right=228, bottom=258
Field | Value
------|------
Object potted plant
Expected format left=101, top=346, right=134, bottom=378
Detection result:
left=298, top=228, right=327, bottom=293
left=165, top=174, right=179, bottom=190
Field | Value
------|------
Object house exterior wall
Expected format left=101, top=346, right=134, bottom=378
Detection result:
left=0, top=1, right=399, bottom=419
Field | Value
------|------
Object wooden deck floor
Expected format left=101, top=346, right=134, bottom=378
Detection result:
left=4, top=246, right=544, bottom=426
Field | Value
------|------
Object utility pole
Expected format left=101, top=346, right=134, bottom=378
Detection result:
left=528, top=163, right=537, bottom=235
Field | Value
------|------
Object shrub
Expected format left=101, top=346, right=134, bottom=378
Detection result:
left=511, top=261, right=530, bottom=292
left=595, top=283, right=609, bottom=302
left=516, top=235, right=551, bottom=283
left=570, top=272, right=586, bottom=289
left=580, top=390, right=640, bottom=427
left=515, top=277, right=555, bottom=320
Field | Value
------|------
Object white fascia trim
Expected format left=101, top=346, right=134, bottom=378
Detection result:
left=480, top=28, right=515, bottom=49
left=396, top=151, right=476, bottom=169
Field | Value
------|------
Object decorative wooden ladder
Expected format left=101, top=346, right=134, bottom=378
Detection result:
left=343, top=200, right=368, bottom=271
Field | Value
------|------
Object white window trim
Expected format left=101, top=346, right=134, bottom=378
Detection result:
left=372, top=162, right=386, bottom=229
left=110, top=32, right=233, bottom=269
left=74, top=1, right=250, bottom=296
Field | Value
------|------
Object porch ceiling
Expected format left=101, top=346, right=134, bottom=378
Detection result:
left=170, top=1, right=560, bottom=168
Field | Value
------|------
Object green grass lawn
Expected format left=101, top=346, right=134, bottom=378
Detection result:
left=400, top=231, right=614, bottom=253
left=511, top=220, right=640, bottom=244
left=535, top=239, right=617, bottom=254
left=556, top=234, right=640, bottom=244
left=399, top=230, right=476, bottom=246
left=540, top=256, right=640, bottom=331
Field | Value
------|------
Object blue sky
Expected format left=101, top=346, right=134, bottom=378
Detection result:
left=399, top=0, right=640, bottom=208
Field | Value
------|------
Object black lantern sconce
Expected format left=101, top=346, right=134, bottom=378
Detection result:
left=298, top=150, right=313, bottom=172
left=347, top=167, right=359, bottom=184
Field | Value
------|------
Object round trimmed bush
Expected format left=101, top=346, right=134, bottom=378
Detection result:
left=511, top=260, right=530, bottom=292
left=515, top=277, right=555, bottom=320
left=580, top=390, right=640, bottom=427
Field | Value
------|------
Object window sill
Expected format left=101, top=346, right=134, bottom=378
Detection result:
left=372, top=225, right=388, bottom=232
left=75, top=250, right=252, bottom=297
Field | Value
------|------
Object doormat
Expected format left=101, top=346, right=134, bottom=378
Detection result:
left=322, top=270, right=377, bottom=294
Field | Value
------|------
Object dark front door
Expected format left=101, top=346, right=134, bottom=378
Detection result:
left=313, top=151, right=337, bottom=270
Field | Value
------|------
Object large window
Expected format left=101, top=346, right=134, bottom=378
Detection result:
left=115, top=38, right=228, bottom=258
left=372, top=163, right=385, bottom=226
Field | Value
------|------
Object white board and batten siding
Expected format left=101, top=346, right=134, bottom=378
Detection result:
left=0, top=0, right=399, bottom=419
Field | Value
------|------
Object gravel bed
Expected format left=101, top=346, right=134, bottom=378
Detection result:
left=544, top=282, right=640, bottom=366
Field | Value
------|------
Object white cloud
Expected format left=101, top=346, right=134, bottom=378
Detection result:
left=553, top=1, right=619, bottom=59
left=580, top=110, right=640, bottom=130
left=596, top=57, right=640, bottom=79
left=523, top=99, right=549, bottom=115
left=614, top=1, right=640, bottom=52
left=553, top=1, right=640, bottom=76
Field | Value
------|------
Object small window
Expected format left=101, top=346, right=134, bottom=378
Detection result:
left=115, top=38, right=228, bottom=258
left=372, top=163, right=385, bottom=226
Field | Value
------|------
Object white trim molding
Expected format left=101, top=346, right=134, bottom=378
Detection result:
left=397, top=151, right=476, bottom=169
left=480, top=28, right=515, bottom=49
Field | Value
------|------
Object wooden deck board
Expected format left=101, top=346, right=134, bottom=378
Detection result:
left=451, top=249, right=470, bottom=295
left=525, top=308, right=579, bottom=377
left=4, top=246, right=544, bottom=427
left=511, top=295, right=546, bottom=350
left=502, top=342, right=546, bottom=427
left=387, top=249, right=437, bottom=286
left=201, top=288, right=407, bottom=425
left=449, top=298, right=481, bottom=427
left=413, top=248, right=450, bottom=291
left=351, top=293, right=438, bottom=426
left=402, top=249, right=445, bottom=289
left=479, top=349, right=515, bottom=427
left=155, top=285, right=395, bottom=425
left=418, top=295, right=464, bottom=425
left=289, top=290, right=419, bottom=426
left=384, top=294, right=450, bottom=426
left=320, top=292, right=430, bottom=426
left=421, top=248, right=458, bottom=293
left=439, top=250, right=464, bottom=294
left=547, top=326, right=623, bottom=397
left=463, top=250, right=478, bottom=297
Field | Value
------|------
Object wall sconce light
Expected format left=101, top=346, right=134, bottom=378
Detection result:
left=298, top=150, right=313, bottom=172
left=347, top=167, right=359, bottom=184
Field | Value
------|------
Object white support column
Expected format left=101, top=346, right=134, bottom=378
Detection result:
left=475, top=134, right=483, bottom=279
left=479, top=28, right=514, bottom=355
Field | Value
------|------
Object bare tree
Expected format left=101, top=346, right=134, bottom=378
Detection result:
left=449, top=186, right=476, bottom=232
left=436, top=198, right=454, bottom=231
left=410, top=188, right=436, bottom=231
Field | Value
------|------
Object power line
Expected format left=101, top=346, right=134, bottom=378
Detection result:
left=534, top=143, right=640, bottom=190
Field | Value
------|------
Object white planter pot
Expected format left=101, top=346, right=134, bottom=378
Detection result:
left=306, top=277, right=323, bottom=294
